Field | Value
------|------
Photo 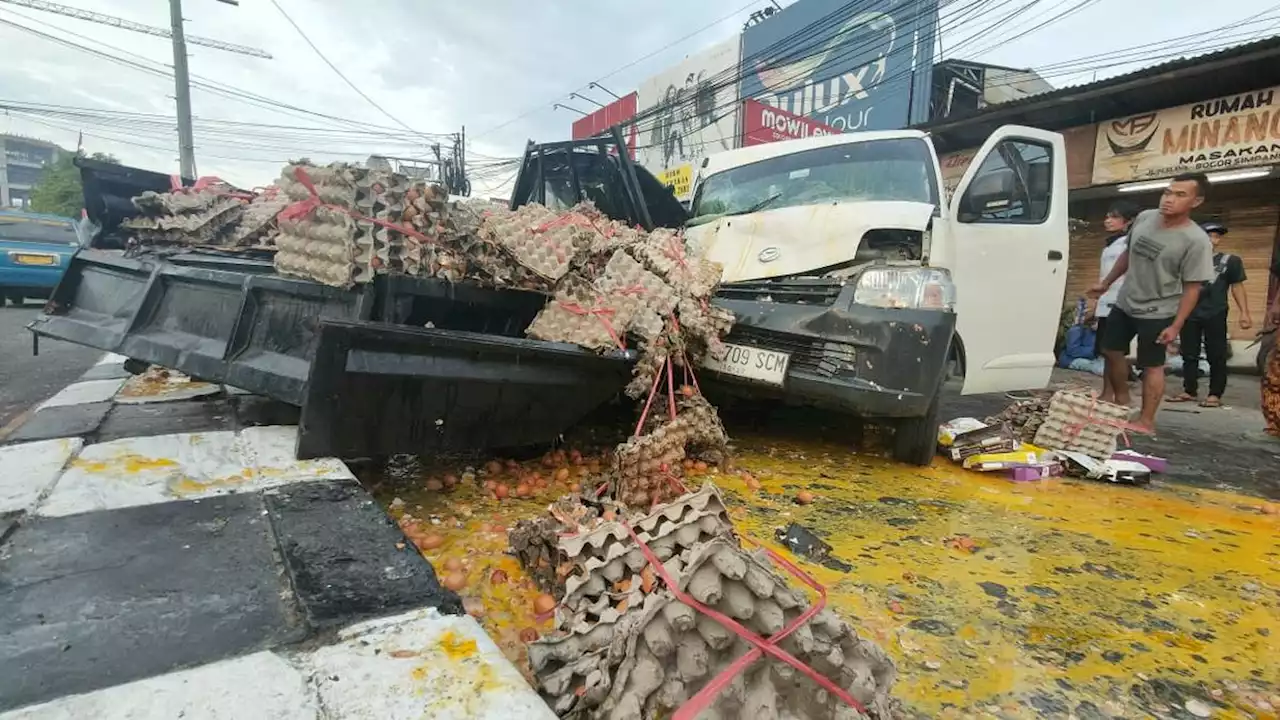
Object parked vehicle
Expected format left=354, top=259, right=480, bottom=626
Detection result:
left=684, top=126, right=1069, bottom=464
left=0, top=211, right=80, bottom=306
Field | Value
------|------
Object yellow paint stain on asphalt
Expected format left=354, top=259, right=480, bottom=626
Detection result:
left=72, top=454, right=179, bottom=474
left=372, top=439, right=1280, bottom=719
left=167, top=468, right=255, bottom=497
left=436, top=629, right=479, bottom=661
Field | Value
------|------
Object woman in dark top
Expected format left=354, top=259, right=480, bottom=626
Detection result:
left=1264, top=258, right=1280, bottom=437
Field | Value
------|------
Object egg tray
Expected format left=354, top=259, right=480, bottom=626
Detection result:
left=1031, top=390, right=1130, bottom=460
left=985, top=394, right=1055, bottom=444
left=229, top=194, right=290, bottom=247
left=124, top=202, right=246, bottom=247
left=529, top=536, right=898, bottom=720
left=130, top=186, right=240, bottom=217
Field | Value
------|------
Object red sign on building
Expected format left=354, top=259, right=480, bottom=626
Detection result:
left=741, top=99, right=839, bottom=147
left=570, top=92, right=638, bottom=158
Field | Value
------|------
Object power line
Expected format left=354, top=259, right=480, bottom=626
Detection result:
left=473, top=0, right=760, bottom=140
left=267, top=0, right=432, bottom=143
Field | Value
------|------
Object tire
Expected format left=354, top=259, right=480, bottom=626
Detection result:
left=891, top=384, right=943, bottom=466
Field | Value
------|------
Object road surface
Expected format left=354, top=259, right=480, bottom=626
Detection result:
left=0, top=305, right=102, bottom=429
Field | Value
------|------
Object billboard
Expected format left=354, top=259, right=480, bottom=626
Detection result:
left=741, top=99, right=838, bottom=146
left=1092, top=87, right=1280, bottom=184
left=571, top=92, right=638, bottom=158
left=637, top=38, right=741, bottom=201
left=740, top=0, right=938, bottom=132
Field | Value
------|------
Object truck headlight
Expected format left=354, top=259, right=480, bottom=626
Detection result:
left=852, top=267, right=956, bottom=311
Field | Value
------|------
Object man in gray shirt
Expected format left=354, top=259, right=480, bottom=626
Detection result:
left=1089, top=172, right=1215, bottom=432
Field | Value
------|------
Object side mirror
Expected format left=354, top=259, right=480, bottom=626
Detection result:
left=958, top=168, right=1015, bottom=222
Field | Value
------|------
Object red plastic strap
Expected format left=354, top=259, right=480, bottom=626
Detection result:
left=620, top=524, right=867, bottom=719
left=557, top=301, right=626, bottom=352
left=168, top=174, right=255, bottom=201
left=633, top=358, right=666, bottom=438
left=665, top=351, right=677, bottom=422
left=279, top=166, right=437, bottom=248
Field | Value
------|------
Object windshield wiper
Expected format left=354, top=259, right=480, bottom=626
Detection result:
left=725, top=192, right=783, bottom=217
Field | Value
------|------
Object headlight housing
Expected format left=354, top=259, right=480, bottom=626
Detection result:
left=852, top=267, right=956, bottom=311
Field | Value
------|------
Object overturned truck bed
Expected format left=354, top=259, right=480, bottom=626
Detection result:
left=28, top=249, right=634, bottom=459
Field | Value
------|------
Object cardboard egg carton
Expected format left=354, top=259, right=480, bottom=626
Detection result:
left=229, top=194, right=289, bottom=247
left=279, top=162, right=359, bottom=206
left=530, top=535, right=897, bottom=720
left=1032, top=390, right=1130, bottom=460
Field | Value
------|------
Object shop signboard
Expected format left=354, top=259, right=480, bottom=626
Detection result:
left=636, top=38, right=742, bottom=201
left=740, top=99, right=838, bottom=146
left=740, top=0, right=938, bottom=133
left=570, top=92, right=638, bottom=158
left=1092, top=87, right=1280, bottom=184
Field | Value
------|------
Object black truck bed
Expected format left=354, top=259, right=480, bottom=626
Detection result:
left=29, top=250, right=634, bottom=459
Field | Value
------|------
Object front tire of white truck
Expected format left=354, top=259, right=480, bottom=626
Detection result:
left=890, top=384, right=942, bottom=466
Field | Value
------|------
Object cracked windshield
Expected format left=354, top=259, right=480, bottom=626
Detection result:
left=688, top=137, right=939, bottom=226
left=0, top=0, right=1277, bottom=719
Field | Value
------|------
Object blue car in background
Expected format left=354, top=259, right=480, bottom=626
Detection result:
left=0, top=210, right=81, bottom=307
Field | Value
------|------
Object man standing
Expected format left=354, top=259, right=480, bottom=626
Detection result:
left=1089, top=173, right=1215, bottom=432
left=1167, top=221, right=1253, bottom=407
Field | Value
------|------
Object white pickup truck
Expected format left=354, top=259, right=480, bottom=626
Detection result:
left=687, top=125, right=1070, bottom=464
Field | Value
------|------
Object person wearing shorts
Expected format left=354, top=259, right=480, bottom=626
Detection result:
left=1093, top=201, right=1138, bottom=402
left=1089, top=173, right=1215, bottom=432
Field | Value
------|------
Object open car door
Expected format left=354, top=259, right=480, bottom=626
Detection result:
left=947, top=125, right=1069, bottom=395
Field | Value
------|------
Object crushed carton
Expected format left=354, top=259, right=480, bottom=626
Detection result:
left=1111, top=450, right=1167, bottom=474
left=1059, top=451, right=1152, bottom=486
left=1008, top=464, right=1062, bottom=482
left=947, top=422, right=1019, bottom=462
left=938, top=417, right=988, bottom=447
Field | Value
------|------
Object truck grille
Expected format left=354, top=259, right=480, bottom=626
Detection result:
left=716, top=279, right=844, bottom=306
left=728, top=327, right=858, bottom=379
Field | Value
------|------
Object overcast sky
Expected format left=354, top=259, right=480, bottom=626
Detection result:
left=1, top=0, right=1277, bottom=197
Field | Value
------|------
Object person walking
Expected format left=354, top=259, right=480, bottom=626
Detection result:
left=1089, top=173, right=1216, bottom=433
left=1167, top=221, right=1253, bottom=407
left=1263, top=257, right=1280, bottom=437
left=1094, top=201, right=1138, bottom=403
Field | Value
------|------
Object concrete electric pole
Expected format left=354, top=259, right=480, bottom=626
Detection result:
left=170, top=0, right=197, bottom=179
left=0, top=0, right=269, bottom=179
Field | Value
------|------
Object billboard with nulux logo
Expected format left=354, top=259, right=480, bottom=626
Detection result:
left=740, top=0, right=937, bottom=133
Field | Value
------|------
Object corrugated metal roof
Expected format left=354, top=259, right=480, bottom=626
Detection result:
left=920, top=35, right=1280, bottom=152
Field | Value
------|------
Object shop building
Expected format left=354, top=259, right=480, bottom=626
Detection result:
left=922, top=36, right=1280, bottom=359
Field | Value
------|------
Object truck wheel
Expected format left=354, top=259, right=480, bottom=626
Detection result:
left=891, top=386, right=942, bottom=466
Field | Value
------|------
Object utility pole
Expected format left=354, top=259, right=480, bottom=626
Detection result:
left=459, top=126, right=467, bottom=196
left=170, top=0, right=197, bottom=179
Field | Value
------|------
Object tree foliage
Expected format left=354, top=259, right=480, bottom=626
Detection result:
left=29, top=152, right=118, bottom=218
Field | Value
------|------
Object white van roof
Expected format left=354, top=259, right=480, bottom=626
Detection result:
left=700, top=129, right=930, bottom=177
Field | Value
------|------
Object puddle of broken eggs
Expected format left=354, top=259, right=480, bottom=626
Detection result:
left=369, top=433, right=1279, bottom=720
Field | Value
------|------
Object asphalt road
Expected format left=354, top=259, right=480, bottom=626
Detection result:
left=0, top=305, right=102, bottom=429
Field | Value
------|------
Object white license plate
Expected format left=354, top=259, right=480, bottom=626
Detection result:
left=702, top=343, right=790, bottom=385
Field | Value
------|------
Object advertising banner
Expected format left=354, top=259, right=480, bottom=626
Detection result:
left=571, top=92, right=638, bottom=158
left=1092, top=87, right=1280, bottom=184
left=938, top=148, right=977, bottom=197
left=636, top=38, right=741, bottom=201
left=741, top=99, right=838, bottom=146
left=740, top=0, right=938, bottom=133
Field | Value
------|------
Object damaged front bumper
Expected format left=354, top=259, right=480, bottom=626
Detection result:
left=706, top=280, right=954, bottom=419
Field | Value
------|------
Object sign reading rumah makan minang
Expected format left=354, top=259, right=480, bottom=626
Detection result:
left=1092, top=87, right=1280, bottom=184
